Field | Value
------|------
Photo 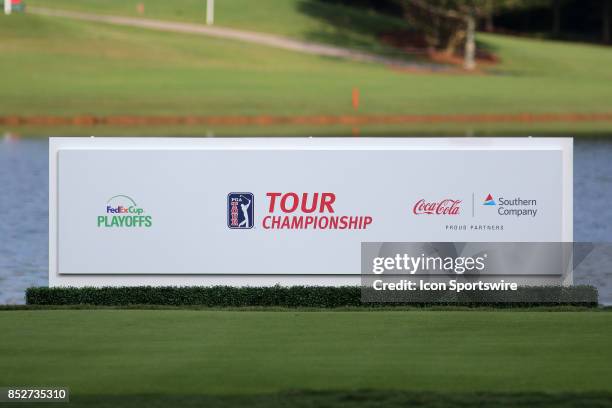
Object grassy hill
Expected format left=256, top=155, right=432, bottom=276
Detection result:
left=26, top=0, right=408, bottom=52
left=1, top=1, right=611, bottom=136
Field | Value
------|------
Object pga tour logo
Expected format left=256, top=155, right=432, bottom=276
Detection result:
left=227, top=192, right=254, bottom=229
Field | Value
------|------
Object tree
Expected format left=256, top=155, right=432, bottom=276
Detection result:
left=604, top=0, right=611, bottom=43
left=484, top=0, right=495, bottom=32
left=482, top=0, right=549, bottom=32
left=391, top=0, right=549, bottom=70
left=552, top=0, right=562, bottom=36
left=394, top=0, right=487, bottom=69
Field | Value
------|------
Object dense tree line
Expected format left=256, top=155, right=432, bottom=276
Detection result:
left=322, top=0, right=611, bottom=68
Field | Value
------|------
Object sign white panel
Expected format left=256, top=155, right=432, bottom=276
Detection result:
left=49, top=137, right=572, bottom=287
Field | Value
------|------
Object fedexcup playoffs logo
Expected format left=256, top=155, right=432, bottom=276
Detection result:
left=98, top=195, right=152, bottom=228
left=228, top=193, right=254, bottom=229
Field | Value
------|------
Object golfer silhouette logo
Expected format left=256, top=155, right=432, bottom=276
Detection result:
left=227, top=193, right=254, bottom=229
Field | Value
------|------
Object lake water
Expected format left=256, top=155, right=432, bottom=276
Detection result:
left=1, top=137, right=611, bottom=305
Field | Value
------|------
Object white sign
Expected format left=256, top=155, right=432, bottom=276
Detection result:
left=49, top=137, right=572, bottom=287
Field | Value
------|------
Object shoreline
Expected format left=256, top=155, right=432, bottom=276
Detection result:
left=2, top=112, right=612, bottom=127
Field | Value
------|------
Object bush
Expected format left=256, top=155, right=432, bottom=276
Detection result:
left=25, top=285, right=599, bottom=308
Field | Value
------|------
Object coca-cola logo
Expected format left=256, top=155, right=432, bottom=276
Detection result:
left=413, top=199, right=462, bottom=215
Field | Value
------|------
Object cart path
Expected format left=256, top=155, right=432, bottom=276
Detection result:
left=28, top=6, right=452, bottom=71
left=2, top=112, right=612, bottom=127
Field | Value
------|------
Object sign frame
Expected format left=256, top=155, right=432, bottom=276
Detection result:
left=49, top=137, right=573, bottom=287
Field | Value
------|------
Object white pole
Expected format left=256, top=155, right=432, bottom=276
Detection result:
left=206, top=0, right=214, bottom=25
left=464, top=14, right=476, bottom=71
left=4, top=0, right=12, bottom=15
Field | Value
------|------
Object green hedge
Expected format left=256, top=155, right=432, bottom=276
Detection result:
left=26, top=285, right=598, bottom=308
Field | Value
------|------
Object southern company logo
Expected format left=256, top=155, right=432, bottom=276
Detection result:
left=98, top=195, right=152, bottom=228
left=228, top=193, right=254, bottom=229
left=482, top=194, right=538, bottom=217
left=483, top=194, right=496, bottom=206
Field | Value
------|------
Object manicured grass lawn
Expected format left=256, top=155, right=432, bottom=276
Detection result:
left=1, top=310, right=612, bottom=396
left=9, top=391, right=612, bottom=408
left=1, top=2, right=611, bottom=136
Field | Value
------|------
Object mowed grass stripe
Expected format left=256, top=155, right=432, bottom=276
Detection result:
left=17, top=391, right=612, bottom=408
left=0, top=310, right=611, bottom=395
